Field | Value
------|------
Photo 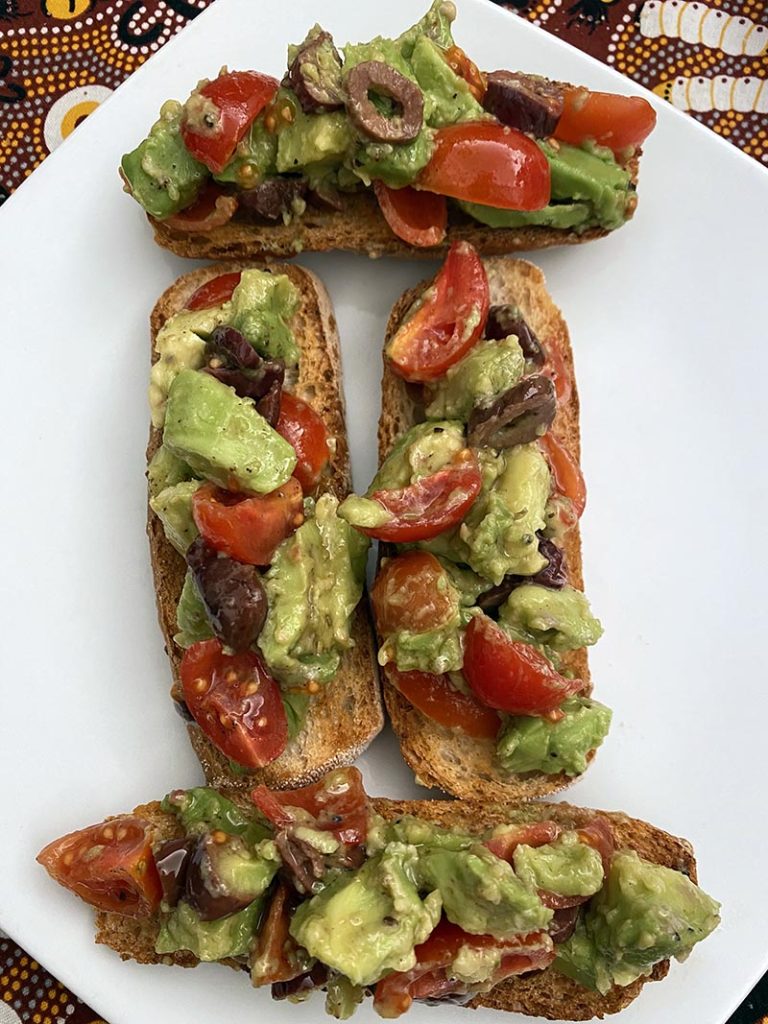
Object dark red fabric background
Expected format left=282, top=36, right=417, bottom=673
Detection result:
left=0, top=1, right=765, bottom=1021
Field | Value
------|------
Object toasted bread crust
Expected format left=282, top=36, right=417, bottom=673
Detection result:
left=94, top=795, right=696, bottom=1018
left=147, top=261, right=383, bottom=789
left=378, top=257, right=593, bottom=801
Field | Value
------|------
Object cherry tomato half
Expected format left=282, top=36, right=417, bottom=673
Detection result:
left=181, top=70, right=279, bottom=173
left=541, top=333, right=572, bottom=406
left=374, top=181, right=447, bottom=248
left=361, top=450, right=482, bottom=543
left=185, top=271, right=242, bottom=311
left=417, top=122, right=550, bottom=211
left=374, top=919, right=554, bottom=1018
left=275, top=392, right=332, bottom=494
left=556, top=88, right=657, bottom=156
left=484, top=820, right=562, bottom=861
left=251, top=766, right=368, bottom=845
left=181, top=639, right=288, bottom=768
left=463, top=614, right=583, bottom=715
left=37, top=817, right=162, bottom=917
left=371, top=551, right=456, bottom=636
left=540, top=432, right=587, bottom=519
left=250, top=880, right=302, bottom=986
left=161, top=182, right=237, bottom=231
left=442, top=45, right=486, bottom=103
left=389, top=668, right=501, bottom=740
left=387, top=241, right=489, bottom=382
left=192, top=478, right=304, bottom=566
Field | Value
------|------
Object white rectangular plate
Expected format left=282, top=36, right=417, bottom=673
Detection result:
left=1, top=1, right=767, bottom=1022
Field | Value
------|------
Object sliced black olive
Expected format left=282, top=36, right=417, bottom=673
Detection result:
left=207, top=325, right=263, bottom=371
left=154, top=836, right=195, bottom=907
left=239, top=177, right=307, bottom=222
left=272, top=963, right=328, bottom=1001
left=485, top=305, right=546, bottom=368
left=548, top=904, right=581, bottom=944
left=483, top=71, right=564, bottom=137
left=173, top=699, right=194, bottom=722
left=204, top=326, right=285, bottom=415
left=468, top=374, right=556, bottom=449
left=184, top=833, right=255, bottom=922
left=256, top=381, right=283, bottom=426
left=186, top=538, right=268, bottom=651
left=477, top=537, right=567, bottom=609
left=307, top=181, right=345, bottom=212
left=287, top=30, right=345, bottom=113
left=346, top=61, right=423, bottom=143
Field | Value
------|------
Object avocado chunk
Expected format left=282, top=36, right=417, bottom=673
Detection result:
left=497, top=696, right=612, bottom=776
left=371, top=815, right=476, bottom=854
left=425, top=337, right=525, bottom=422
left=290, top=844, right=442, bottom=986
left=325, top=973, right=365, bottom=1020
left=461, top=444, right=550, bottom=584
left=410, top=35, right=487, bottom=128
left=458, top=198, right=594, bottom=231
left=500, top=584, right=603, bottom=653
left=258, top=494, right=368, bottom=687
left=543, top=140, right=631, bottom=231
left=161, top=786, right=271, bottom=845
left=147, top=444, right=195, bottom=498
left=204, top=833, right=279, bottom=904
left=228, top=269, right=300, bottom=366
left=395, top=0, right=457, bottom=56
left=555, top=852, right=720, bottom=993
left=416, top=845, right=552, bottom=938
left=368, top=421, right=467, bottom=492
left=121, top=100, right=208, bottom=220
left=163, top=370, right=297, bottom=494
left=214, top=115, right=278, bottom=187
left=155, top=898, right=263, bottom=961
left=149, top=304, right=232, bottom=429
left=149, top=480, right=202, bottom=554
left=514, top=831, right=604, bottom=899
left=174, top=570, right=214, bottom=649
left=276, top=106, right=354, bottom=175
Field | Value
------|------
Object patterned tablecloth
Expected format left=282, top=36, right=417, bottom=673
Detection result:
left=0, top=0, right=765, bottom=1021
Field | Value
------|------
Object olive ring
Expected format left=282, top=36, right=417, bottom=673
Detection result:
left=346, top=60, right=424, bottom=144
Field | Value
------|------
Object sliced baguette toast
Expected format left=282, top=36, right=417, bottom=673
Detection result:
left=379, top=257, right=592, bottom=801
left=148, top=261, right=383, bottom=789
left=94, top=795, right=696, bottom=1020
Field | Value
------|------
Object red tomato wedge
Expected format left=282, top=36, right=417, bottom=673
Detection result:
left=417, top=122, right=550, bottom=211
left=192, top=479, right=304, bottom=565
left=275, top=392, right=332, bottom=494
left=37, top=817, right=162, bottom=917
left=374, top=919, right=554, bottom=1018
left=161, top=182, right=238, bottom=232
left=577, top=816, right=615, bottom=873
left=251, top=766, right=368, bottom=845
left=181, top=640, right=288, bottom=768
left=463, top=614, right=583, bottom=715
left=484, top=820, right=562, bottom=861
left=541, top=333, right=572, bottom=406
left=374, top=181, right=447, bottom=248
left=386, top=241, right=489, bottom=382
left=371, top=551, right=457, bottom=635
left=556, top=88, right=657, bottom=156
left=181, top=70, right=279, bottom=173
left=185, top=271, right=242, bottom=311
left=361, top=450, right=482, bottom=543
left=442, top=45, right=486, bottom=102
left=250, top=880, right=304, bottom=985
left=389, top=668, right=501, bottom=740
left=540, top=432, right=587, bottom=519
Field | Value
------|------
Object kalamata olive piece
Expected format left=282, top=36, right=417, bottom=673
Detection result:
left=184, top=833, right=255, bottom=922
left=477, top=536, right=567, bottom=609
left=154, top=836, right=195, bottom=907
left=482, top=71, right=564, bottom=137
left=186, top=538, right=268, bottom=652
left=256, top=381, right=283, bottom=427
left=485, top=305, right=546, bottom=368
left=548, top=904, right=581, bottom=944
left=346, top=61, right=424, bottom=143
left=468, top=374, right=556, bottom=449
left=287, top=30, right=345, bottom=113
left=239, top=177, right=307, bottom=222
left=272, top=963, right=328, bottom=1001
left=307, top=182, right=345, bottom=212
left=206, top=325, right=262, bottom=371
left=173, top=699, right=194, bottom=722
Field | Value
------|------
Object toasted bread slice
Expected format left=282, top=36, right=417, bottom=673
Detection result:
left=94, top=795, right=696, bottom=1019
left=379, top=257, right=593, bottom=801
left=148, top=262, right=383, bottom=789
left=149, top=155, right=640, bottom=262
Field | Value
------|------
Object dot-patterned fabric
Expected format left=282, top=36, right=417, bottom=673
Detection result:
left=0, top=0, right=765, bottom=1021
